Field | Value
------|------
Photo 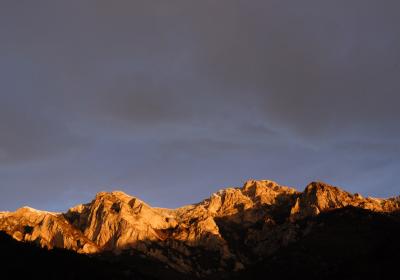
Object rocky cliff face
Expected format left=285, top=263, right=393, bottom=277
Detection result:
left=1, top=180, right=399, bottom=276
left=0, top=207, right=98, bottom=254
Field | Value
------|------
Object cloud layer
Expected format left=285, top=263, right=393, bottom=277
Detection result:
left=0, top=1, right=399, bottom=211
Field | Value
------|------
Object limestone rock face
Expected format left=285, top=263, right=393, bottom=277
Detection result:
left=65, top=191, right=178, bottom=251
left=0, top=207, right=98, bottom=254
left=289, top=182, right=400, bottom=220
left=1, top=179, right=399, bottom=276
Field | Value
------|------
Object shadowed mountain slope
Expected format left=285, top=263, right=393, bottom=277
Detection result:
left=0, top=231, right=186, bottom=280
left=231, top=207, right=400, bottom=280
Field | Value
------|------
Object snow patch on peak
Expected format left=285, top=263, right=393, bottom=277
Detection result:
left=17, top=206, right=58, bottom=215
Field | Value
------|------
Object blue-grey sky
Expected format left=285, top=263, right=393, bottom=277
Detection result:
left=1, top=1, right=399, bottom=212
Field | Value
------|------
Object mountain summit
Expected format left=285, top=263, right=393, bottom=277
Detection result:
left=1, top=180, right=399, bottom=277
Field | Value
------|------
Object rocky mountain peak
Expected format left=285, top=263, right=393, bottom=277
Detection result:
left=65, top=191, right=177, bottom=251
left=242, top=179, right=279, bottom=191
left=94, top=190, right=136, bottom=204
left=289, top=181, right=400, bottom=220
left=240, top=179, right=298, bottom=209
left=1, top=179, right=400, bottom=276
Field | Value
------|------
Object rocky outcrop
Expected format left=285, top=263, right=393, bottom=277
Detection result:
left=65, top=191, right=178, bottom=250
left=289, top=182, right=400, bottom=220
left=1, top=179, right=399, bottom=276
left=0, top=207, right=98, bottom=253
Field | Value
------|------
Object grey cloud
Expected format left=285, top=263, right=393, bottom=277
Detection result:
left=0, top=1, right=399, bottom=210
left=0, top=105, right=86, bottom=163
left=0, top=58, right=88, bottom=164
left=188, top=0, right=400, bottom=140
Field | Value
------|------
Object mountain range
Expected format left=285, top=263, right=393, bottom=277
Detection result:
left=1, top=180, right=400, bottom=279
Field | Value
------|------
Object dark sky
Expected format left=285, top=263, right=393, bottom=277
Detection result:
left=1, top=1, right=400, bottom=211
